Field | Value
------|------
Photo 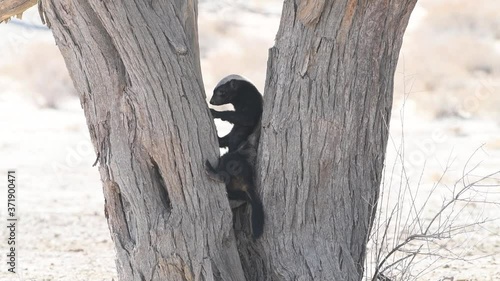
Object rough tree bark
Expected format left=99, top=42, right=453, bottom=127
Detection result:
left=235, top=1, right=417, bottom=280
left=35, top=0, right=416, bottom=280
left=41, top=1, right=245, bottom=280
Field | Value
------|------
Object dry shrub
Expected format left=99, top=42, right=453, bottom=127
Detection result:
left=366, top=141, right=500, bottom=281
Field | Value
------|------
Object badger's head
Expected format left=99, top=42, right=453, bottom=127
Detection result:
left=210, top=74, right=248, bottom=106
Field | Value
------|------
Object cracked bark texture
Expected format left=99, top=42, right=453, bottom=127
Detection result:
left=39, top=0, right=417, bottom=280
left=237, top=1, right=417, bottom=281
left=41, top=1, right=245, bottom=281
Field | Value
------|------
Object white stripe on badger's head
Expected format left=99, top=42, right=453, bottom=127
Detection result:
left=215, top=74, right=249, bottom=88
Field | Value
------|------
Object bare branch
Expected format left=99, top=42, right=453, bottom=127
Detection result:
left=0, top=0, right=37, bottom=23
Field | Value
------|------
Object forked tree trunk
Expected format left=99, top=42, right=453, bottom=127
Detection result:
left=40, top=0, right=416, bottom=280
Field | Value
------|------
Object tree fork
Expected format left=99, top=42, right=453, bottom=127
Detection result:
left=38, top=0, right=417, bottom=280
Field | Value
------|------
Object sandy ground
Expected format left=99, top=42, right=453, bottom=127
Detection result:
left=0, top=93, right=117, bottom=281
left=0, top=2, right=499, bottom=281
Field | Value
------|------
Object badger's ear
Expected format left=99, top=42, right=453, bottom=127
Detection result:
left=229, top=79, right=238, bottom=90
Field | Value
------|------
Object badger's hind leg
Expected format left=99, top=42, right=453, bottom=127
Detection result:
left=227, top=189, right=250, bottom=201
left=205, top=160, right=222, bottom=181
left=228, top=174, right=264, bottom=239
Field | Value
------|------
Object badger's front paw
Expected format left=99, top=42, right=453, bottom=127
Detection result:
left=210, top=109, right=220, bottom=119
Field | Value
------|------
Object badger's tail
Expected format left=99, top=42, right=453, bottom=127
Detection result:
left=247, top=188, right=264, bottom=239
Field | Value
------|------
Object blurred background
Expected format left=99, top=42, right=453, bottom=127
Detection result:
left=0, top=1, right=499, bottom=280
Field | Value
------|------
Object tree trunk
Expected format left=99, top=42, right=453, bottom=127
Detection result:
left=39, top=0, right=416, bottom=280
left=235, top=1, right=417, bottom=280
left=41, top=1, right=245, bottom=280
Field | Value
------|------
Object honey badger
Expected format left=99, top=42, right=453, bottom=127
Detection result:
left=209, top=74, right=263, bottom=152
left=205, top=130, right=263, bottom=238
left=206, top=75, right=264, bottom=238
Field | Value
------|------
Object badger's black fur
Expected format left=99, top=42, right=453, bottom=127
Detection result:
left=207, top=75, right=264, bottom=238
left=210, top=75, right=263, bottom=152
left=205, top=129, right=264, bottom=239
